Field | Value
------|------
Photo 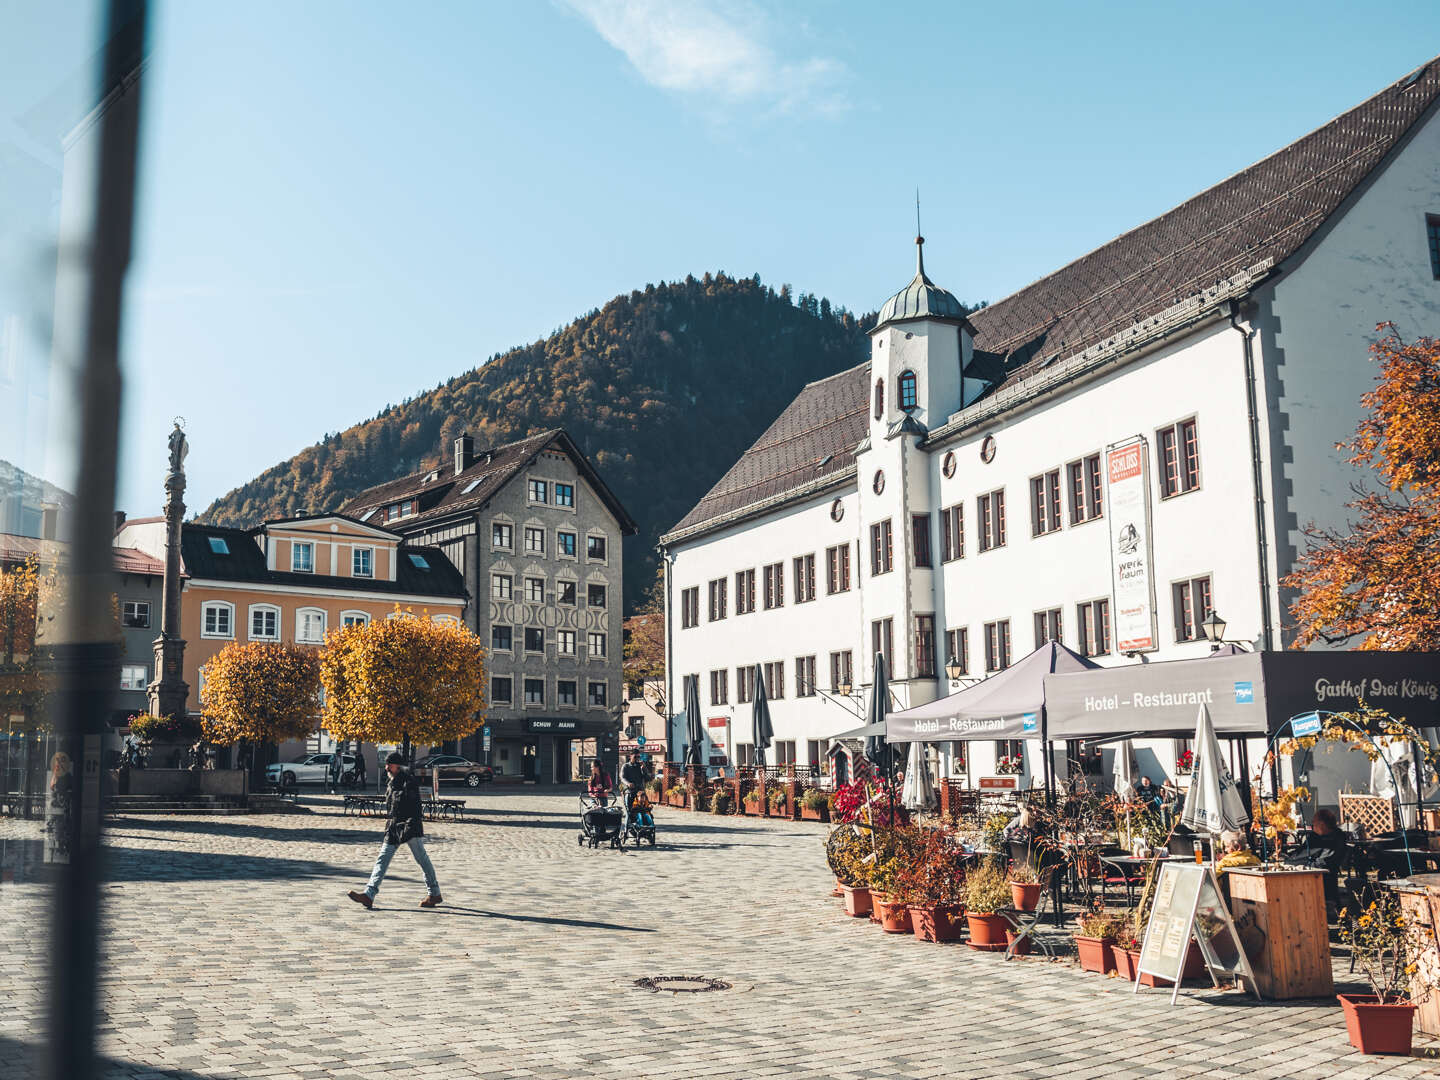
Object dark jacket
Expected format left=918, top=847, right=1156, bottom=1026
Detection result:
left=383, top=768, right=424, bottom=845
left=621, top=761, right=646, bottom=789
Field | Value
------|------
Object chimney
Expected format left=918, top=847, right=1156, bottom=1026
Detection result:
left=114, top=510, right=127, bottom=534
left=41, top=503, right=59, bottom=540
left=454, top=432, right=475, bottom=476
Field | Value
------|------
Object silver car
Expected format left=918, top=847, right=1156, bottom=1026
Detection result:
left=266, top=753, right=357, bottom=787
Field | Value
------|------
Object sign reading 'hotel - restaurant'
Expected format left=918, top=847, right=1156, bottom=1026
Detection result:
left=1106, top=438, right=1158, bottom=653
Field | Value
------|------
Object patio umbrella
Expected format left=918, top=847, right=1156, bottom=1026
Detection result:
left=683, top=674, right=704, bottom=767
left=1181, top=703, right=1250, bottom=836
left=1371, top=740, right=1419, bottom=829
left=865, top=652, right=889, bottom=769
left=751, top=665, right=774, bottom=768
left=1112, top=738, right=1136, bottom=799
left=901, top=740, right=935, bottom=810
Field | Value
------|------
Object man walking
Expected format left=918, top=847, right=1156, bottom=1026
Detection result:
left=348, top=752, right=442, bottom=910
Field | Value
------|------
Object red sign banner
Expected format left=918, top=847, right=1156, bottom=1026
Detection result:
left=979, top=775, right=1019, bottom=791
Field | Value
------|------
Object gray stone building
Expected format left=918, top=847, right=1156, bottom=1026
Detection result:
left=112, top=541, right=166, bottom=726
left=341, top=430, right=636, bottom=783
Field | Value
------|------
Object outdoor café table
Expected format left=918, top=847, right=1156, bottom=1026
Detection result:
left=1378, top=848, right=1440, bottom=872
left=1100, top=854, right=1166, bottom=907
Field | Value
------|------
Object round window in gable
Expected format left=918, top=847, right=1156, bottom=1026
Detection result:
left=872, top=470, right=885, bottom=495
left=830, top=499, right=844, bottom=522
left=980, top=434, right=997, bottom=464
left=942, top=451, right=956, bottom=479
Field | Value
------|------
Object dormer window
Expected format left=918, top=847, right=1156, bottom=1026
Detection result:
left=898, top=370, right=917, bottom=411
left=873, top=378, right=884, bottom=420
left=292, top=542, right=314, bottom=573
left=385, top=499, right=416, bottom=522
left=408, top=553, right=431, bottom=570
left=207, top=536, right=230, bottom=555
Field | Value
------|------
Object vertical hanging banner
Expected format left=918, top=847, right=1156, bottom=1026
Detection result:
left=1106, top=437, right=1158, bottom=653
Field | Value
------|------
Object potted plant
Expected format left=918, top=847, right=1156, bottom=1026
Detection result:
left=981, top=812, right=1010, bottom=852
left=868, top=855, right=912, bottom=933
left=710, top=787, right=734, bottom=815
left=1336, top=895, right=1432, bottom=1055
left=963, top=860, right=1012, bottom=951
left=799, top=787, right=830, bottom=822
left=1111, top=914, right=1143, bottom=981
left=900, top=828, right=967, bottom=943
left=767, top=786, right=789, bottom=818
left=741, top=788, right=763, bottom=816
left=1073, top=909, right=1123, bottom=974
left=826, top=826, right=873, bottom=918
left=1006, top=862, right=1041, bottom=912
left=666, top=780, right=688, bottom=808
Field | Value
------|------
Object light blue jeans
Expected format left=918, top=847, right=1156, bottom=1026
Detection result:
left=365, top=837, right=439, bottom=898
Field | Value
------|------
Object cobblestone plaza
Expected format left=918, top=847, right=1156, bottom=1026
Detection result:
left=1, top=789, right=1436, bottom=1079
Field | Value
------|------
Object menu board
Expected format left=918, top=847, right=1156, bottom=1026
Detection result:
left=1135, top=862, right=1257, bottom=1003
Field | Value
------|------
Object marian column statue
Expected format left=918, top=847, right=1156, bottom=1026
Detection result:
left=148, top=421, right=190, bottom=720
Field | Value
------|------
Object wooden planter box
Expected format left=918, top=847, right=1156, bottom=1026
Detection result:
left=766, top=800, right=789, bottom=818
left=1074, top=935, right=1116, bottom=974
left=742, top=799, right=763, bottom=816
left=799, top=804, right=830, bottom=822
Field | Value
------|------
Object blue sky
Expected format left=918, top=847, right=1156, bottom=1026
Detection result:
left=7, top=2, right=1440, bottom=515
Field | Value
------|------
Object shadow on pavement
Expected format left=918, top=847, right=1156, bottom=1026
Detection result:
left=106, top=818, right=381, bottom=845
left=101, top=845, right=354, bottom=883
left=420, top=906, right=655, bottom=932
left=0, top=1033, right=215, bottom=1080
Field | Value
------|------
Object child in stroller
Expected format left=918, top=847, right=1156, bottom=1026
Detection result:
left=620, top=752, right=656, bottom=847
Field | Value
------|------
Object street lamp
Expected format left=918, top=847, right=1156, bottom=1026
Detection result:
left=836, top=676, right=852, bottom=697
left=944, top=655, right=963, bottom=684
left=1200, top=610, right=1228, bottom=651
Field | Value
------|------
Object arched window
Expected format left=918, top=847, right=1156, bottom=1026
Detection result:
left=898, top=370, right=917, bottom=411
left=873, top=378, right=884, bottom=420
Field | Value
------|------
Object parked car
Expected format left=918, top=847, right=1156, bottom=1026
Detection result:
left=411, top=755, right=494, bottom=788
left=266, top=753, right=358, bottom=787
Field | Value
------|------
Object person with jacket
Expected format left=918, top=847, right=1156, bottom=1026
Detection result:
left=348, top=753, right=442, bottom=909
left=587, top=761, right=612, bottom=801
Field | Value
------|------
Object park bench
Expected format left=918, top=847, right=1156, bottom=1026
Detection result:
left=342, top=795, right=463, bottom=821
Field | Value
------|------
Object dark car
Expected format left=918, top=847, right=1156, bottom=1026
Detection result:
left=412, top=754, right=494, bottom=788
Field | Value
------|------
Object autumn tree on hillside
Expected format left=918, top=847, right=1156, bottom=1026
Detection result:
left=199, top=641, right=322, bottom=749
left=1284, top=326, right=1440, bottom=649
left=319, top=611, right=487, bottom=760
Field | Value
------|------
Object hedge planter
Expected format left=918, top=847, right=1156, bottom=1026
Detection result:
left=1008, top=882, right=1041, bottom=912
left=873, top=896, right=912, bottom=934
left=1074, top=935, right=1116, bottom=974
left=910, top=903, right=964, bottom=943
left=841, top=885, right=872, bottom=918
left=1337, top=995, right=1417, bottom=1055
left=800, top=804, right=830, bottom=823
left=965, top=913, right=1010, bottom=951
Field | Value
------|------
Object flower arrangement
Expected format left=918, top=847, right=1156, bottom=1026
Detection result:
left=1175, top=749, right=1194, bottom=774
left=981, top=812, right=1011, bottom=851
left=895, top=827, right=968, bottom=905
left=710, top=788, right=734, bottom=814
left=742, top=789, right=761, bottom=807
left=1342, top=894, right=1440, bottom=1003
left=830, top=775, right=905, bottom=828
left=767, top=786, right=787, bottom=810
left=825, top=825, right=874, bottom=887
left=800, top=787, right=828, bottom=811
left=995, top=755, right=1022, bottom=775
left=963, top=860, right=1012, bottom=915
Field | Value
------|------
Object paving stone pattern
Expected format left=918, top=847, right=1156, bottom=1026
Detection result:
left=1, top=788, right=1436, bottom=1079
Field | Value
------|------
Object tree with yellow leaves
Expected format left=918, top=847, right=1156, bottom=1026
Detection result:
left=199, top=641, right=322, bottom=747
left=319, top=610, right=487, bottom=760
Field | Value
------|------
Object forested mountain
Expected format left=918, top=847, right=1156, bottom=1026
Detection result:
left=201, top=273, right=975, bottom=609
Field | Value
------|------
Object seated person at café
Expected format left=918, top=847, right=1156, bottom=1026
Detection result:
left=1286, top=807, right=1346, bottom=914
left=1134, top=774, right=1163, bottom=811
left=1002, top=806, right=1034, bottom=846
left=1215, top=830, right=1261, bottom=874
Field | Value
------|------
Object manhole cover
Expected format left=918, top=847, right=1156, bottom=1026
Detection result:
left=633, top=975, right=732, bottom=994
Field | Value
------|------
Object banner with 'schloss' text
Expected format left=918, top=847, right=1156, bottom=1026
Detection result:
left=1106, top=438, right=1158, bottom=653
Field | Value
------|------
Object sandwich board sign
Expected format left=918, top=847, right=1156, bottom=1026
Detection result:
left=1134, top=861, right=1259, bottom=1004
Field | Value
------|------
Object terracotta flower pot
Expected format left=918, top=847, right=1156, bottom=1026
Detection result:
left=966, top=912, right=1010, bottom=951
left=1008, top=881, right=1041, bottom=912
left=1113, top=947, right=1141, bottom=981
left=831, top=878, right=844, bottom=898
left=1074, top=935, right=1115, bottom=974
left=873, top=895, right=912, bottom=934
left=910, top=902, right=964, bottom=943
left=841, top=884, right=872, bottom=918
left=1005, top=929, right=1031, bottom=956
left=1337, top=994, right=1417, bottom=1055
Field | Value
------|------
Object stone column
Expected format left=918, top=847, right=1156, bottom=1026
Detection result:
left=147, top=422, right=189, bottom=719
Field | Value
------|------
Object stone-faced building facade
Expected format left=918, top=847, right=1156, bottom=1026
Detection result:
left=341, top=430, right=636, bottom=783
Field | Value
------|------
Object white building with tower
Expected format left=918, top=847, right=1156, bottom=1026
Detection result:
left=659, top=58, right=1440, bottom=789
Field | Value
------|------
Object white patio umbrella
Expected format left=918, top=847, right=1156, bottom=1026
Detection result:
left=1181, top=702, right=1250, bottom=836
left=1112, top=739, right=1136, bottom=799
left=901, top=740, right=935, bottom=811
left=1370, top=740, right=1419, bottom=829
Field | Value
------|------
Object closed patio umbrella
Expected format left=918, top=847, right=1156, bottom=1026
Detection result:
left=684, top=674, right=704, bottom=767
left=752, top=665, right=774, bottom=768
left=901, top=740, right=935, bottom=811
left=1181, top=703, right=1250, bottom=836
left=865, top=652, right=889, bottom=770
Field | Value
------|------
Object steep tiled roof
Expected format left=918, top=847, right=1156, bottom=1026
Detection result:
left=0, top=531, right=165, bottom=576
left=665, top=57, right=1440, bottom=542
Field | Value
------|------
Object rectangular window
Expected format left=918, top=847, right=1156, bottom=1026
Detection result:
left=558, top=580, right=576, bottom=606
left=491, top=625, right=513, bottom=652
left=203, top=604, right=232, bottom=638
left=762, top=562, right=784, bottom=609
left=524, top=627, right=545, bottom=653
left=491, top=573, right=512, bottom=600
left=292, top=542, right=313, bottom=573
left=1067, top=454, right=1104, bottom=524
left=762, top=660, right=785, bottom=699
left=914, top=614, right=937, bottom=678
left=735, top=568, right=756, bottom=614
left=121, top=600, right=150, bottom=628
left=1078, top=599, right=1111, bottom=657
left=341, top=612, right=369, bottom=628
left=807, top=740, right=824, bottom=771
left=793, top=554, right=816, bottom=603
left=491, top=522, right=513, bottom=550
left=525, top=577, right=545, bottom=603
left=870, top=519, right=894, bottom=575
left=120, top=664, right=148, bottom=691
left=871, top=617, right=894, bottom=667
left=557, top=629, right=577, bottom=656
left=588, top=681, right=608, bottom=707
left=558, top=680, right=578, bottom=707
left=490, top=676, right=512, bottom=704
left=736, top=665, right=756, bottom=704
left=250, top=607, right=278, bottom=640
left=1158, top=418, right=1201, bottom=497
left=912, top=514, right=932, bottom=568
left=352, top=547, right=373, bottom=578
left=587, top=631, right=607, bottom=658
left=774, top=740, right=797, bottom=766
left=297, top=609, right=326, bottom=644
left=829, top=650, right=853, bottom=692
left=524, top=526, right=545, bottom=555
left=557, top=531, right=577, bottom=558
left=554, top=482, right=575, bottom=508
left=587, top=583, right=606, bottom=608
left=1034, top=606, right=1062, bottom=647
left=528, top=479, right=548, bottom=504
left=984, top=619, right=1012, bottom=672
left=1428, top=214, right=1440, bottom=279
left=825, top=544, right=851, bottom=594
left=941, top=504, right=964, bottom=561
left=1030, top=470, right=1062, bottom=536
left=995, top=738, right=1024, bottom=766
left=524, top=678, right=545, bottom=705
left=945, top=627, right=969, bottom=676
left=708, top=577, right=728, bottom=621
left=978, top=490, right=1006, bottom=551
left=710, top=669, right=728, bottom=706
left=795, top=655, right=816, bottom=698
left=1173, top=575, right=1213, bottom=642
left=681, top=586, right=699, bottom=628
left=587, top=534, right=607, bottom=561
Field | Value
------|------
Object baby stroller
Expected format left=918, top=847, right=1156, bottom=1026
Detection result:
left=624, top=786, right=657, bottom=847
left=579, top=794, right=626, bottom=850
